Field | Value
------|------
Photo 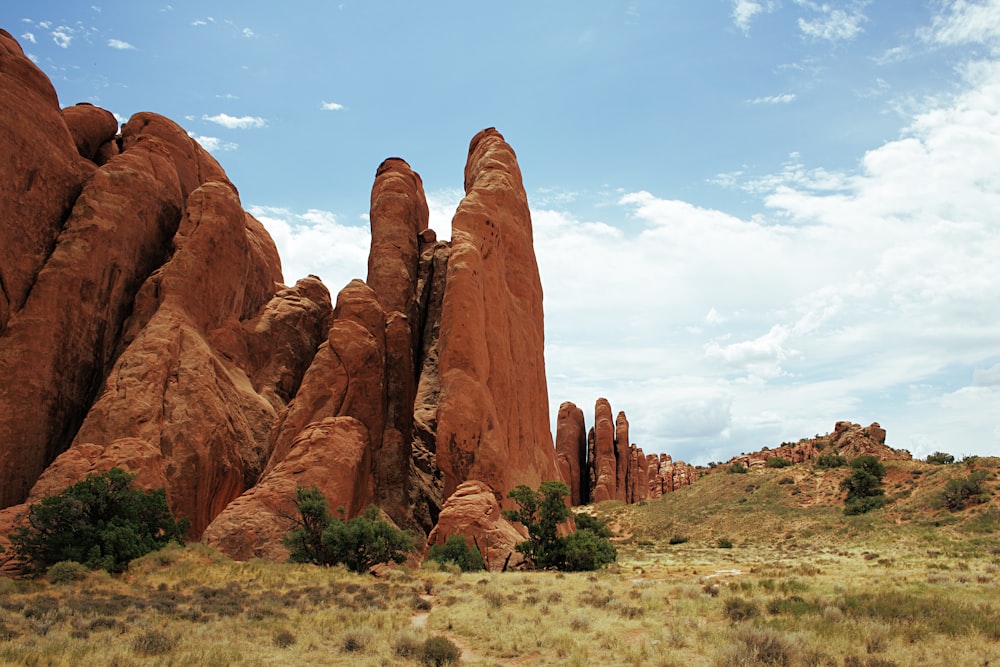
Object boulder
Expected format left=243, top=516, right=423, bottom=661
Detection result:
left=425, top=480, right=528, bottom=571
left=62, top=103, right=118, bottom=164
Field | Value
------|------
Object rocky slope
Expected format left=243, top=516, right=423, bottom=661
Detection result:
left=0, top=31, right=559, bottom=561
left=722, top=421, right=912, bottom=471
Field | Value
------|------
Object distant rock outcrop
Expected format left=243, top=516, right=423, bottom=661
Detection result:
left=555, top=397, right=690, bottom=506
left=0, top=30, right=561, bottom=561
left=724, top=421, right=911, bottom=471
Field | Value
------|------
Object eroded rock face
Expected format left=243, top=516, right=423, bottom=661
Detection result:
left=555, top=402, right=588, bottom=506
left=0, top=33, right=332, bottom=537
left=435, top=128, right=559, bottom=500
left=1, top=30, right=567, bottom=561
left=425, top=480, right=528, bottom=571
left=590, top=399, right=618, bottom=503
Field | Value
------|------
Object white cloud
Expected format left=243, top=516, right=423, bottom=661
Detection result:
left=748, top=93, right=797, bottom=104
left=533, top=37, right=1000, bottom=462
left=21, top=32, right=36, bottom=44
left=107, top=38, right=135, bottom=50
left=202, top=113, right=266, bottom=129
left=249, top=206, right=370, bottom=291
left=51, top=26, right=73, bottom=48
left=192, top=17, right=214, bottom=27
left=321, top=101, right=345, bottom=111
left=733, top=0, right=777, bottom=34
left=242, top=27, right=255, bottom=38
left=924, top=0, right=1000, bottom=48
left=795, top=1, right=868, bottom=42
left=192, top=135, right=238, bottom=152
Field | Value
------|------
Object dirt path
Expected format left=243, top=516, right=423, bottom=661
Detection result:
left=410, top=594, right=484, bottom=664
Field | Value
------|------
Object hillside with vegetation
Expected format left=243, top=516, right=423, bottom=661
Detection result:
left=0, top=455, right=995, bottom=666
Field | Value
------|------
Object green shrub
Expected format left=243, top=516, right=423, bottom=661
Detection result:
left=426, top=535, right=485, bottom=572
left=815, top=453, right=848, bottom=469
left=46, top=561, right=89, bottom=584
left=926, top=451, right=955, bottom=465
left=574, top=512, right=613, bottom=538
left=717, top=537, right=734, bottom=549
left=728, top=462, right=749, bottom=474
left=765, top=457, right=793, bottom=469
left=562, top=529, right=617, bottom=571
left=420, top=635, right=461, bottom=666
left=283, top=487, right=415, bottom=573
left=723, top=596, right=760, bottom=622
left=842, top=456, right=886, bottom=515
left=6, top=468, right=188, bottom=576
left=939, top=470, right=991, bottom=511
left=504, top=481, right=616, bottom=571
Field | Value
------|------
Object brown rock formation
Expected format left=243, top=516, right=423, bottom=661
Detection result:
left=646, top=454, right=699, bottom=496
left=62, top=103, right=119, bottom=164
left=1, top=31, right=564, bottom=561
left=425, top=481, right=528, bottom=571
left=626, top=444, right=649, bottom=504
left=435, top=128, right=559, bottom=500
left=614, top=412, right=630, bottom=502
left=726, top=421, right=910, bottom=471
left=590, top=399, right=618, bottom=502
left=0, top=32, right=331, bottom=534
left=555, top=402, right=588, bottom=506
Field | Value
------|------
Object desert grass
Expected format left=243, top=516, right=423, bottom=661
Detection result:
left=0, top=458, right=995, bottom=665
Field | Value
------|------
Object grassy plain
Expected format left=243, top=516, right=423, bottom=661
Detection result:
left=0, top=458, right=996, bottom=666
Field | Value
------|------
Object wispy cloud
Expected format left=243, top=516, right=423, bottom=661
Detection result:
left=51, top=26, right=74, bottom=48
left=192, top=17, right=214, bottom=27
left=748, top=93, right=797, bottom=104
left=21, top=32, right=36, bottom=44
left=202, top=113, right=266, bottom=129
left=107, top=38, right=135, bottom=50
left=795, top=1, right=869, bottom=42
left=242, top=27, right=255, bottom=38
left=320, top=101, right=345, bottom=111
left=733, top=0, right=777, bottom=34
left=192, top=135, right=239, bottom=152
left=923, top=0, right=1000, bottom=49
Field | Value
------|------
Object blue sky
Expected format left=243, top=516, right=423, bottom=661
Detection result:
left=5, top=1, right=999, bottom=464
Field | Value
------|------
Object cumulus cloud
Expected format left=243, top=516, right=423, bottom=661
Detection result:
left=249, top=206, right=371, bottom=293
left=321, top=101, right=345, bottom=111
left=534, top=17, right=1000, bottom=461
left=202, top=113, right=266, bottom=129
left=107, top=38, right=135, bottom=50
